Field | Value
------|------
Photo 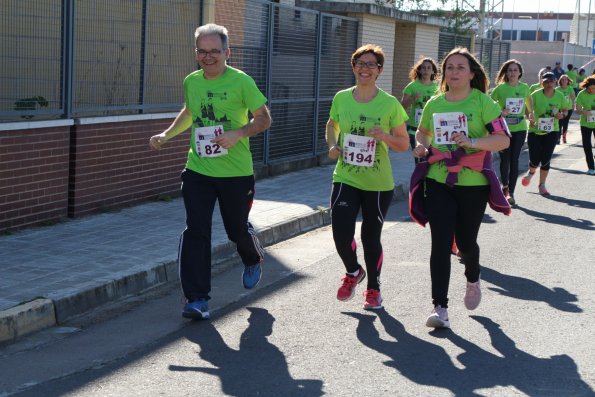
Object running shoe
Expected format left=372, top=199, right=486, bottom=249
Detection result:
left=508, top=195, right=516, bottom=206
left=538, top=183, right=551, bottom=196
left=337, top=266, right=366, bottom=301
left=464, top=279, right=481, bottom=310
left=587, top=169, right=595, bottom=175
left=563, top=133, right=567, bottom=143
left=451, top=240, right=460, bottom=256
left=363, top=289, right=383, bottom=310
left=521, top=172, right=534, bottom=187
left=182, top=299, right=210, bottom=320
left=242, top=263, right=262, bottom=289
left=426, top=305, right=450, bottom=329
left=502, top=186, right=510, bottom=199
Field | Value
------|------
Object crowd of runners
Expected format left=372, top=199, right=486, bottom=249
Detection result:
left=151, top=23, right=594, bottom=330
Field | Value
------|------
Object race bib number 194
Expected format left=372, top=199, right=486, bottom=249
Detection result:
left=195, top=125, right=228, bottom=158
left=433, top=112, right=469, bottom=144
left=342, top=133, right=376, bottom=167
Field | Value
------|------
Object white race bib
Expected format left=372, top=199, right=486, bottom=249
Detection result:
left=194, top=125, right=228, bottom=158
left=587, top=111, right=595, bottom=123
left=342, top=133, right=376, bottom=167
left=537, top=118, right=554, bottom=132
left=433, top=112, right=469, bottom=145
left=415, top=108, right=423, bottom=125
left=505, top=98, right=524, bottom=115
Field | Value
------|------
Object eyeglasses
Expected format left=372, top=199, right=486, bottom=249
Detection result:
left=353, top=60, right=381, bottom=69
left=195, top=48, right=224, bottom=57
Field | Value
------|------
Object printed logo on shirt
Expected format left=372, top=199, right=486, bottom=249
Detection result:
left=195, top=91, right=231, bottom=129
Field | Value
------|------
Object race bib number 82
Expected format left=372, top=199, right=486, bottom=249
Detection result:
left=195, top=125, right=228, bottom=158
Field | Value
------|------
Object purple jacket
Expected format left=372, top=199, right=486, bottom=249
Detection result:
left=409, top=147, right=511, bottom=227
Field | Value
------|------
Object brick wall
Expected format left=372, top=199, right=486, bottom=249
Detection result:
left=69, top=117, right=188, bottom=217
left=0, top=124, right=70, bottom=231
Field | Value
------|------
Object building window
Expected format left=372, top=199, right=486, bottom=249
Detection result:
left=554, top=31, right=569, bottom=41
left=520, top=30, right=536, bottom=40
left=502, top=30, right=517, bottom=40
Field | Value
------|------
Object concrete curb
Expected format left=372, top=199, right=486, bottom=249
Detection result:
left=0, top=182, right=406, bottom=345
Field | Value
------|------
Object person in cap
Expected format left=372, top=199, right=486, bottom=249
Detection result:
left=552, top=61, right=565, bottom=80
left=522, top=71, right=569, bottom=195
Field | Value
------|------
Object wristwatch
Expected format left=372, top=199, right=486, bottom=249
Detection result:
left=471, top=138, right=477, bottom=148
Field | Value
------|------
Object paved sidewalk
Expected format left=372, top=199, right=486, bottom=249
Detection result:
left=0, top=149, right=417, bottom=343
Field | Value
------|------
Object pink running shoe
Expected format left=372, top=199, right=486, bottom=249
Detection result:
left=426, top=305, right=450, bottom=329
left=336, top=267, right=366, bottom=301
left=538, top=184, right=550, bottom=196
left=521, top=172, right=534, bottom=187
left=363, top=289, right=383, bottom=310
left=464, top=279, right=481, bottom=310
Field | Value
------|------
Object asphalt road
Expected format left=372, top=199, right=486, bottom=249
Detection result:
left=2, top=140, right=594, bottom=397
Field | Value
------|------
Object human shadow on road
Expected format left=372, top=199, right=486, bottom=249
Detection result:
left=344, top=311, right=593, bottom=396
left=515, top=204, right=594, bottom=231
left=549, top=165, right=590, bottom=175
left=481, top=267, right=582, bottom=313
left=539, top=193, right=595, bottom=210
left=169, top=307, right=323, bottom=397
left=432, top=315, right=594, bottom=397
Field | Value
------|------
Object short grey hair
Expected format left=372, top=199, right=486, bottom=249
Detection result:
left=194, top=23, right=229, bottom=49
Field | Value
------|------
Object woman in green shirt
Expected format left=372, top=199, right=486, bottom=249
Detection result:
left=413, top=48, right=510, bottom=329
left=522, top=72, right=569, bottom=195
left=573, top=75, right=595, bottom=174
left=490, top=59, right=531, bottom=205
left=555, top=74, right=575, bottom=144
left=326, top=44, right=409, bottom=310
left=401, top=57, right=439, bottom=161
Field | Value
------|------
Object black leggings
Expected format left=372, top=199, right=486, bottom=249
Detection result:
left=330, top=183, right=393, bottom=291
left=179, top=169, right=264, bottom=301
left=580, top=126, right=595, bottom=170
left=527, top=132, right=557, bottom=171
left=425, top=179, right=489, bottom=308
left=499, top=131, right=526, bottom=194
left=559, top=110, right=573, bottom=133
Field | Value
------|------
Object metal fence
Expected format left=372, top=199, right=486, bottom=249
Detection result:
left=437, top=32, right=511, bottom=84
left=1, top=0, right=358, bottom=164
left=216, top=0, right=358, bottom=163
left=1, top=0, right=200, bottom=120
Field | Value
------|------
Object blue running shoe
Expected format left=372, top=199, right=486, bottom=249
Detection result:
left=182, top=299, right=209, bottom=320
left=242, top=263, right=262, bottom=289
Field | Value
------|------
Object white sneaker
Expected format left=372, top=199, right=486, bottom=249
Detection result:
left=464, top=279, right=481, bottom=310
left=426, top=305, right=450, bottom=329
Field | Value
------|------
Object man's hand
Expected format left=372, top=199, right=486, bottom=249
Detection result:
left=213, top=129, right=242, bottom=149
left=149, top=133, right=167, bottom=150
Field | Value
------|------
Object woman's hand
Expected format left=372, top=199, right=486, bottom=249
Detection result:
left=413, top=144, right=428, bottom=158
left=328, top=144, right=341, bottom=160
left=368, top=126, right=386, bottom=142
left=451, top=132, right=472, bottom=148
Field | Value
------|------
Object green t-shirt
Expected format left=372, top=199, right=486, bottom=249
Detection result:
left=403, top=80, right=439, bottom=131
left=566, top=70, right=578, bottom=88
left=529, top=89, right=568, bottom=135
left=576, top=73, right=587, bottom=87
left=555, top=85, right=575, bottom=106
left=529, top=82, right=542, bottom=93
left=420, top=88, right=502, bottom=186
left=183, top=66, right=267, bottom=177
left=330, top=87, right=408, bottom=191
left=575, top=89, right=595, bottom=128
left=490, top=82, right=530, bottom=132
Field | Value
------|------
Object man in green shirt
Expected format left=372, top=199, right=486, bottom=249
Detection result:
left=149, top=24, right=272, bottom=320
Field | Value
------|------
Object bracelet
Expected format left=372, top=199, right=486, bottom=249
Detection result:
left=471, top=138, right=477, bottom=148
